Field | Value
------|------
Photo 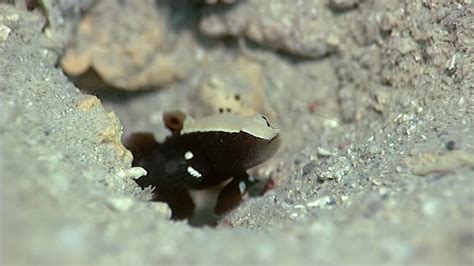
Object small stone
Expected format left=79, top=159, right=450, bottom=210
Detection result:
left=294, top=204, right=306, bottom=209
left=333, top=156, right=351, bottom=182
left=76, top=95, right=102, bottom=112
left=407, top=150, right=474, bottom=176
left=302, top=160, right=317, bottom=176
left=290, top=212, right=299, bottom=219
left=107, top=197, right=135, bottom=212
left=396, top=37, right=417, bottom=55
left=153, top=202, right=172, bottom=218
left=117, top=167, right=147, bottom=180
left=445, top=54, right=457, bottom=72
left=323, top=119, right=339, bottom=128
left=6, top=14, right=19, bottom=22
left=0, top=24, right=11, bottom=42
left=380, top=13, right=398, bottom=31
left=367, top=144, right=382, bottom=155
left=328, top=0, right=360, bottom=11
left=445, top=140, right=457, bottom=151
left=326, top=34, right=340, bottom=46
left=317, top=147, right=336, bottom=157
left=371, top=178, right=382, bottom=186
left=307, top=196, right=332, bottom=208
left=422, top=200, right=439, bottom=217
left=315, top=167, right=331, bottom=181
left=378, top=187, right=389, bottom=196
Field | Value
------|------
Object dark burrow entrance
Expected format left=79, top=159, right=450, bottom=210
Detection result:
left=67, top=70, right=277, bottom=227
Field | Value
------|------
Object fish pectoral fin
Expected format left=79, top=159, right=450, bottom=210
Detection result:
left=214, top=173, right=250, bottom=215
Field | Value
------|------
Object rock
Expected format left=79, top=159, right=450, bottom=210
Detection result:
left=107, top=196, right=135, bottom=212
left=333, top=156, right=352, bottom=182
left=317, top=147, right=336, bottom=157
left=197, top=56, right=277, bottom=119
left=307, top=196, right=334, bottom=208
left=199, top=0, right=341, bottom=58
left=302, top=160, right=318, bottom=176
left=99, top=112, right=132, bottom=159
left=328, top=0, right=361, bottom=11
left=75, top=95, right=102, bottom=112
left=406, top=150, right=474, bottom=176
left=61, top=0, right=197, bottom=90
left=0, top=24, right=11, bottom=42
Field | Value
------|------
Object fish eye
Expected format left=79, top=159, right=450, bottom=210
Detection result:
left=261, top=115, right=271, bottom=127
left=252, top=114, right=272, bottom=127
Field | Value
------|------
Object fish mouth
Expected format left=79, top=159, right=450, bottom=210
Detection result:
left=264, top=133, right=281, bottom=157
left=268, top=133, right=281, bottom=146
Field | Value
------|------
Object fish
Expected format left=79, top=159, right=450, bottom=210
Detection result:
left=125, top=111, right=281, bottom=225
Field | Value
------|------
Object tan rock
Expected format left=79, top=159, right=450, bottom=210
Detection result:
left=61, top=0, right=195, bottom=90
left=198, top=56, right=277, bottom=119
left=75, top=95, right=101, bottom=112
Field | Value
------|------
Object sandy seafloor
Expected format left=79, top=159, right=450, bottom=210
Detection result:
left=1, top=0, right=473, bottom=265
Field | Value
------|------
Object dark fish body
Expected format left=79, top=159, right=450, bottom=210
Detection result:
left=126, top=112, right=281, bottom=223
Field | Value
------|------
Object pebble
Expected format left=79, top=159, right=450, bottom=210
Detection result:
left=408, top=150, right=474, bottom=176
left=153, top=202, right=173, bottom=218
left=371, top=178, right=382, bottom=186
left=378, top=187, right=389, bottom=196
left=333, top=156, right=351, bottom=182
left=367, top=144, right=382, bottom=155
left=445, top=140, right=457, bottom=151
left=323, top=119, right=339, bottom=128
left=396, top=37, right=417, bottom=54
left=422, top=200, right=439, bottom=217
left=6, top=14, right=19, bottom=23
left=307, top=196, right=332, bottom=208
left=117, top=167, right=147, bottom=180
left=302, top=160, right=317, bottom=176
left=0, top=24, right=11, bottom=42
left=107, top=197, right=135, bottom=212
left=340, top=195, right=349, bottom=202
left=328, top=0, right=360, bottom=11
left=317, top=147, right=336, bottom=157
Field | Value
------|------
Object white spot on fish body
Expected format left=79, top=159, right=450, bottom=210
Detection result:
left=184, top=151, right=194, bottom=160
left=187, top=166, right=202, bottom=179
